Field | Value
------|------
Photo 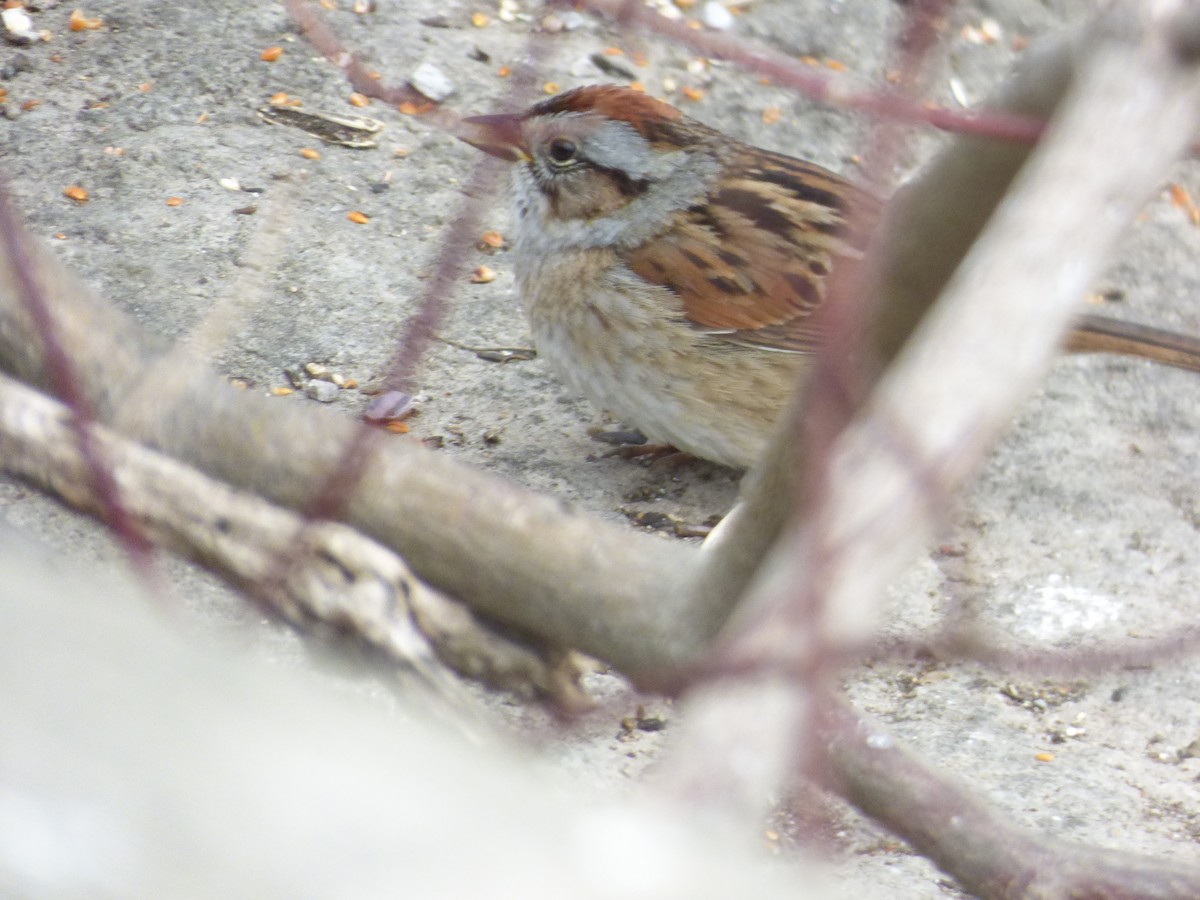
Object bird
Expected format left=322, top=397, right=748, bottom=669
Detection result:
left=460, top=84, right=1200, bottom=469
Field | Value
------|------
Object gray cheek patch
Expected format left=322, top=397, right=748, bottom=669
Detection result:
left=516, top=115, right=723, bottom=252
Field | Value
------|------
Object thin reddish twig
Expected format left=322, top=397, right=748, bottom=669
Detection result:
left=568, top=0, right=1045, bottom=144
left=0, top=182, right=159, bottom=584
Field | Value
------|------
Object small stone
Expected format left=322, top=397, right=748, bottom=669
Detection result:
left=701, top=1, right=734, bottom=30
left=283, top=364, right=307, bottom=389
left=306, top=380, right=340, bottom=403
left=0, top=53, right=35, bottom=80
left=365, top=390, right=416, bottom=423
left=410, top=62, right=455, bottom=102
left=560, top=10, right=587, bottom=29
left=304, top=362, right=330, bottom=379
left=2, top=7, right=39, bottom=45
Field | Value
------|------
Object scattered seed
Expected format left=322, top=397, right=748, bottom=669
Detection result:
left=470, top=265, right=497, bottom=283
left=480, top=230, right=504, bottom=248
left=69, top=9, right=104, bottom=31
left=260, top=45, right=283, bottom=62
left=63, top=184, right=88, bottom=202
left=20, top=98, right=39, bottom=111
left=471, top=11, right=489, bottom=27
left=299, top=147, right=320, bottom=160
left=497, top=65, right=511, bottom=77
left=542, top=81, right=559, bottom=95
left=347, top=210, right=369, bottom=224
left=681, top=86, right=704, bottom=101
left=165, top=196, right=184, bottom=207
left=270, top=386, right=294, bottom=396
left=1169, top=183, right=1200, bottom=225
left=1034, top=753, right=1055, bottom=763
left=761, top=105, right=780, bottom=124
left=348, top=92, right=369, bottom=107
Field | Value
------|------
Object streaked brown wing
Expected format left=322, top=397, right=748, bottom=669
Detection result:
left=621, top=147, right=875, bottom=352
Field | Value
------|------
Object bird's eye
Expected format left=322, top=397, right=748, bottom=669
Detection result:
left=546, top=137, right=577, bottom=165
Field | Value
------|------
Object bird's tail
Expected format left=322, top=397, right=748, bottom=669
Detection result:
left=1066, top=312, right=1200, bottom=373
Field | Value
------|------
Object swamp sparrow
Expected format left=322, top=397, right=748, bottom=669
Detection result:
left=462, top=85, right=1200, bottom=469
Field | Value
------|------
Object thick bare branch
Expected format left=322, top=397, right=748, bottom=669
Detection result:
left=0, top=372, right=590, bottom=706
left=824, top=697, right=1200, bottom=899
left=0, top=221, right=704, bottom=679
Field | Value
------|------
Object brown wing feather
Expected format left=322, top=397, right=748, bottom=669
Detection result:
left=622, top=147, right=877, bottom=352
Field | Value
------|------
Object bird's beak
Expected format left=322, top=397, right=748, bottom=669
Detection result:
left=459, top=113, right=530, bottom=163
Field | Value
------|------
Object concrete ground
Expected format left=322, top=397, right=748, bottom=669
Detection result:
left=3, top=0, right=1200, bottom=895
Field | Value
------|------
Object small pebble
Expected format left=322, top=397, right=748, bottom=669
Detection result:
left=2, top=7, right=39, bottom=45
left=306, top=380, right=340, bottom=403
left=365, top=390, right=416, bottom=423
left=702, top=1, right=734, bottom=30
left=410, top=62, right=455, bottom=102
left=560, top=10, right=587, bottom=29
